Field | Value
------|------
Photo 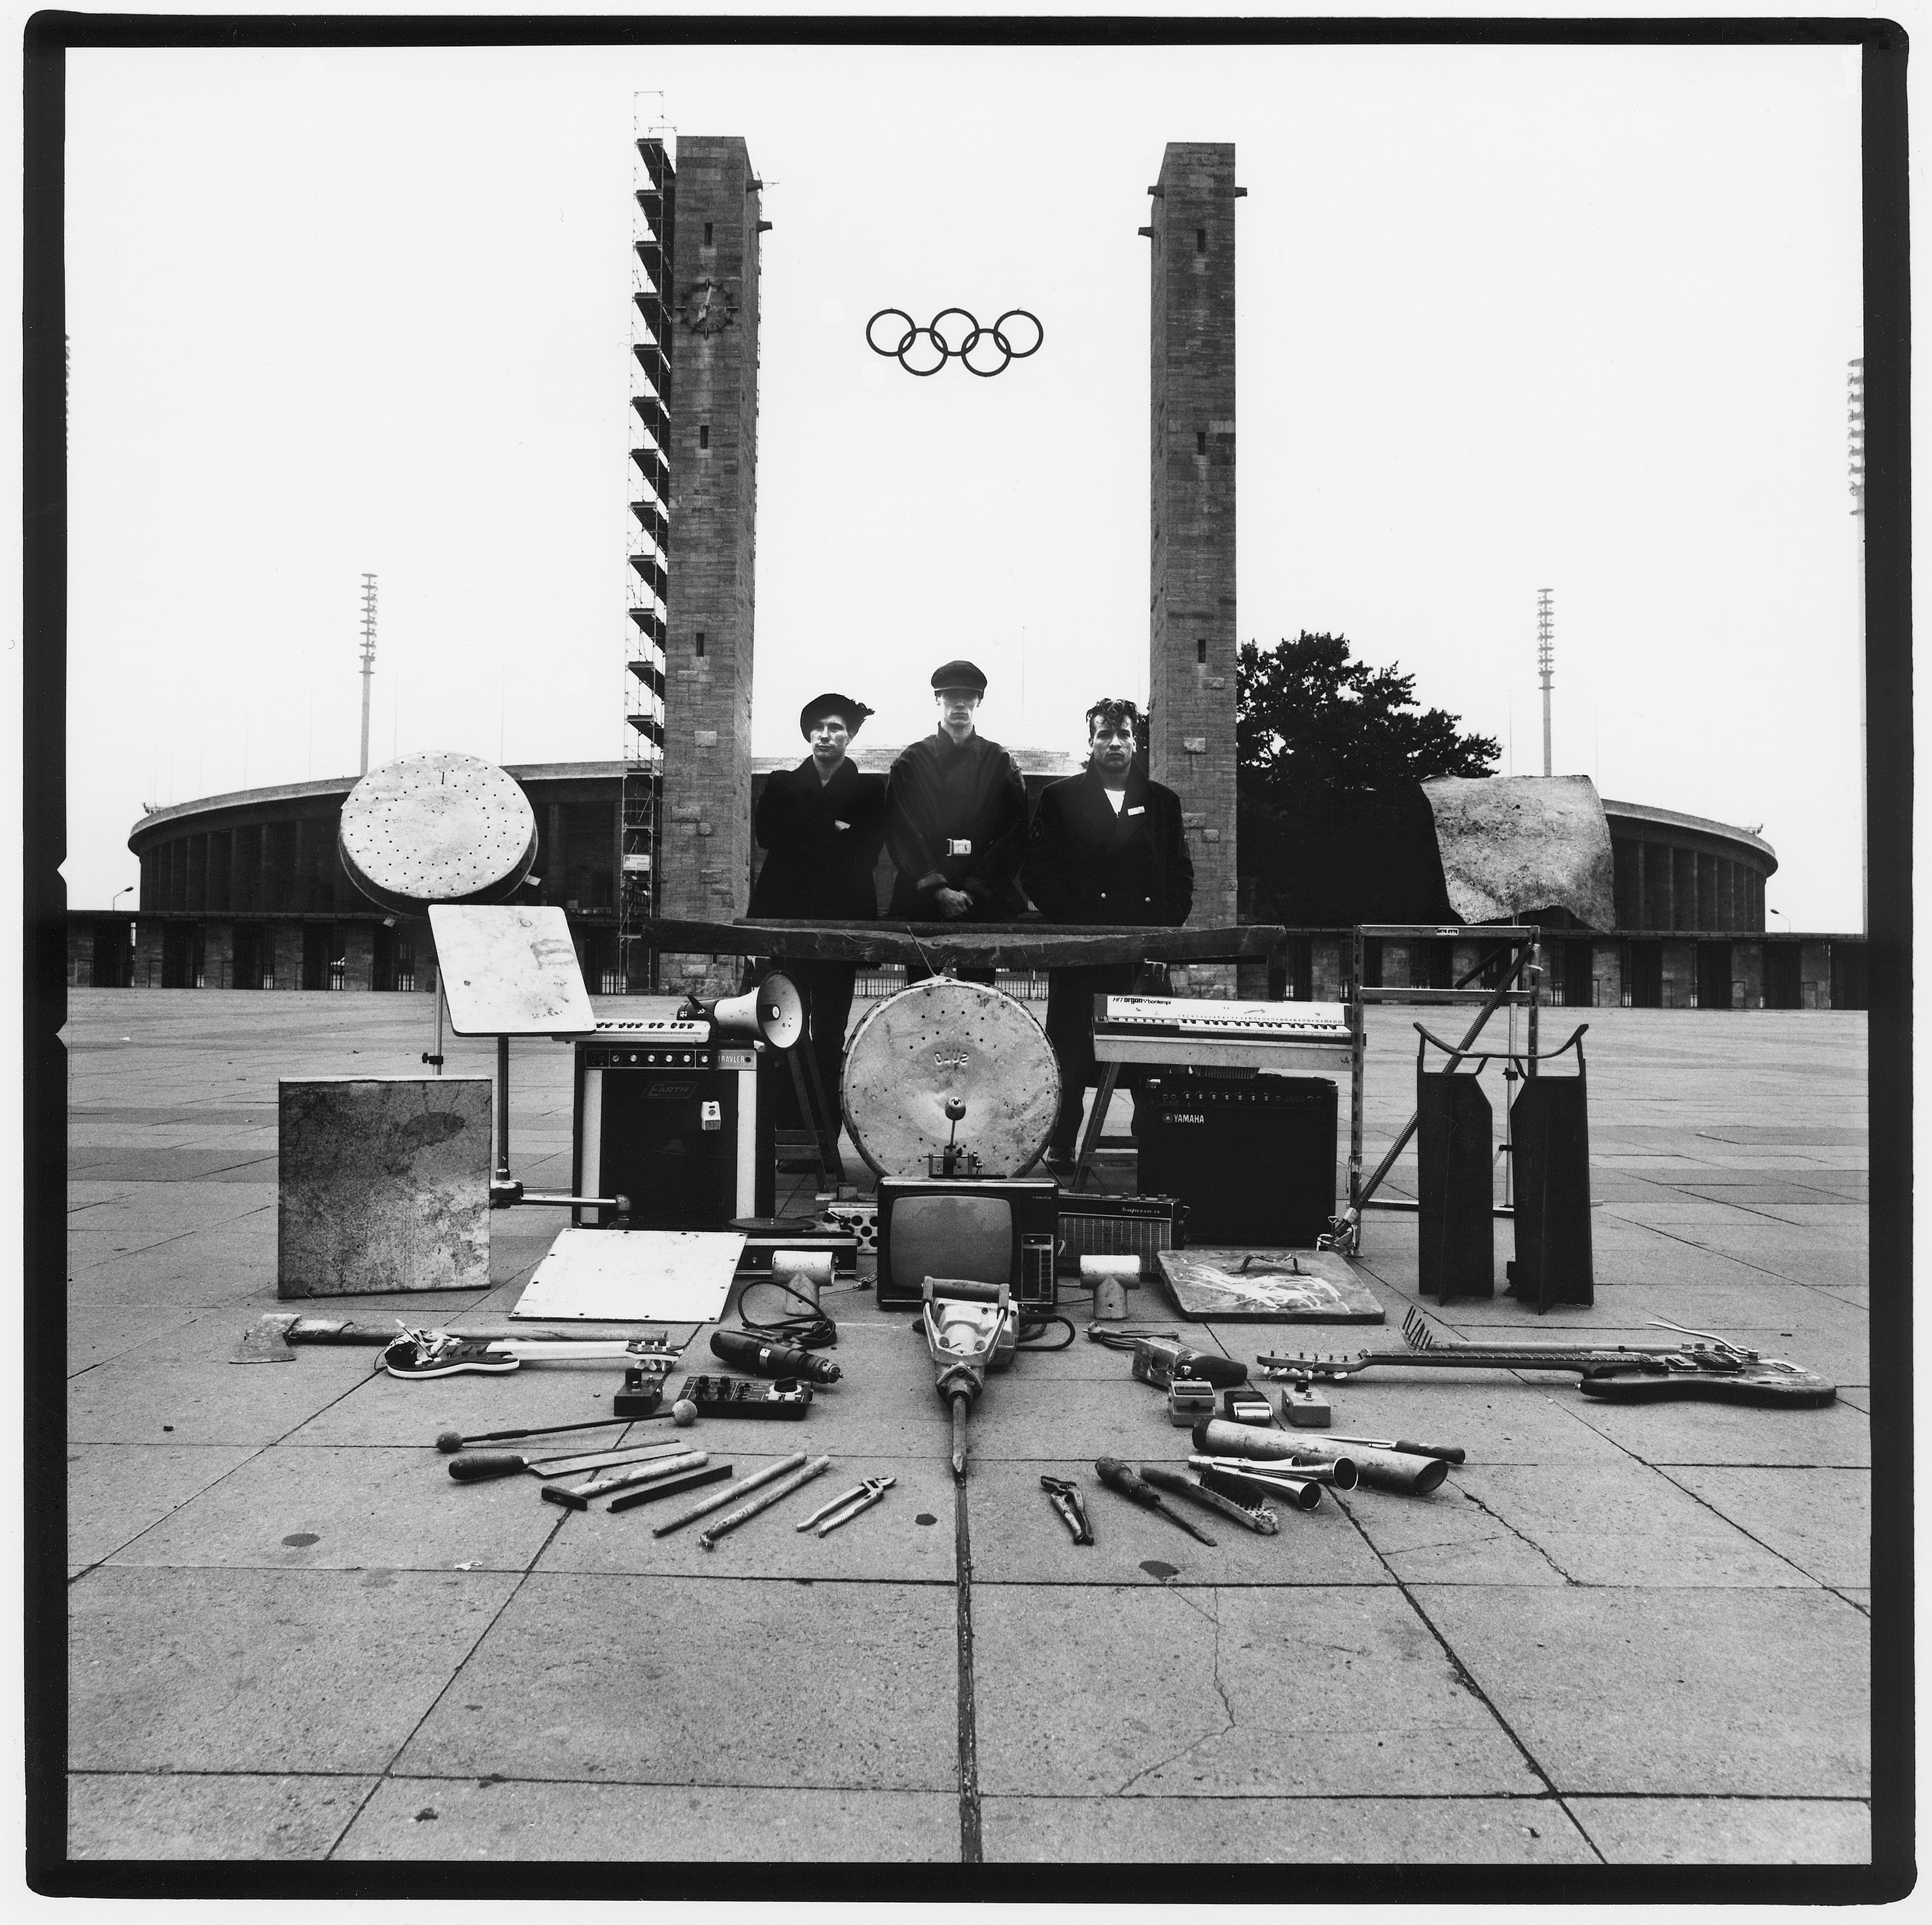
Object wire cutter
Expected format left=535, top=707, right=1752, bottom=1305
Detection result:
left=1040, top=1475, right=1095, bottom=1545
left=796, top=1475, right=894, bottom=1538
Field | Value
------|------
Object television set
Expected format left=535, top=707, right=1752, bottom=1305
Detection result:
left=873, top=1177, right=1060, bottom=1311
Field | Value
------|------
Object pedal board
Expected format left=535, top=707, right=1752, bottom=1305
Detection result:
left=675, top=1373, right=815, bottom=1419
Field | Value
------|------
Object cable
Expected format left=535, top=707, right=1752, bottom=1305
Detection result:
left=733, top=1270, right=838, bottom=1350
left=1016, top=1309, right=1076, bottom=1352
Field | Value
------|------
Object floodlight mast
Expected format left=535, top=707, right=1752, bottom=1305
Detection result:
left=358, top=573, right=379, bottom=775
left=1536, top=588, right=1554, bottom=778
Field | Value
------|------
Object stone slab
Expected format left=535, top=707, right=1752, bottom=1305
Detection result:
left=391, top=1575, right=957, bottom=1790
left=278, top=1076, right=491, bottom=1298
left=1414, top=1585, right=1869, bottom=1796
left=106, top=1443, right=567, bottom=1574
left=1452, top=1462, right=1817, bottom=1587
left=69, top=1315, right=381, bottom=1445
left=1335, top=1483, right=1571, bottom=1587
left=69, top=1565, right=519, bottom=1773
left=980, top=1792, right=1597, bottom=1863
left=336, top=1779, right=961, bottom=1861
left=67, top=1441, right=262, bottom=1568
left=1567, top=1391, right=1870, bottom=1468
left=972, top=1584, right=1540, bottom=1798
left=1568, top=1795, right=1869, bottom=1864
left=67, top=1771, right=378, bottom=1860
left=534, top=1449, right=957, bottom=1583
left=965, top=1453, right=1388, bottom=1588
left=1662, top=1466, right=1869, bottom=1588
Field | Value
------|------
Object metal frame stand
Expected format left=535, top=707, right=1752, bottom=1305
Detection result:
left=1330, top=923, right=1543, bottom=1255
left=1068, top=961, right=1165, bottom=1192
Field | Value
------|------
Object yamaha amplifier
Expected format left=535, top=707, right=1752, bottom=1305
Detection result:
left=573, top=1031, right=777, bottom=1231
left=1136, top=1076, right=1337, bottom=1247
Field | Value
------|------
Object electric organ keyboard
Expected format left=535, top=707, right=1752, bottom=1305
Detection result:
left=1091, top=996, right=1355, bottom=1072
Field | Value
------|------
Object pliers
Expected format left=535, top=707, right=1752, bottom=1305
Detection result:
left=796, top=1475, right=894, bottom=1538
left=1040, top=1475, right=1095, bottom=1545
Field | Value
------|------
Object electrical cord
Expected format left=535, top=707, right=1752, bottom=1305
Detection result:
left=733, top=1271, right=839, bottom=1350
left=1016, top=1309, right=1076, bottom=1351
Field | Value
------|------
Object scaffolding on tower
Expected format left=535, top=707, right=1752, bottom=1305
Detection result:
left=1536, top=588, right=1554, bottom=779
left=622, top=113, right=675, bottom=993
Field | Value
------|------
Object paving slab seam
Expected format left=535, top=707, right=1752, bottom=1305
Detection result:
left=1444, top=1489, right=1579, bottom=1584
left=954, top=1479, right=982, bottom=1864
left=323, top=1506, right=579, bottom=1862
left=64, top=1197, right=273, bottom=1267
left=65, top=1440, right=279, bottom=1579
left=1825, top=1587, right=1870, bottom=1618
left=1598, top=1214, right=1867, bottom=1297
left=1331, top=1490, right=1606, bottom=1863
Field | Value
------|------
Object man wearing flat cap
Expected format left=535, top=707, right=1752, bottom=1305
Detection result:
left=749, top=692, right=888, bottom=1118
left=884, top=661, right=1030, bottom=981
left=1023, top=697, right=1193, bottom=1171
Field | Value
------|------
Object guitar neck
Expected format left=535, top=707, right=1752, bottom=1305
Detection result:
left=1263, top=1344, right=1729, bottom=1379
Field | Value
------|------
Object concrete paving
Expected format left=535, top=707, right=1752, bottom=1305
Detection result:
left=58, top=990, right=1876, bottom=1871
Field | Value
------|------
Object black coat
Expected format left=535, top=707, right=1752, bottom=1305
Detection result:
left=748, top=757, right=887, bottom=920
left=883, top=730, right=1030, bottom=920
left=1023, top=766, right=1194, bottom=927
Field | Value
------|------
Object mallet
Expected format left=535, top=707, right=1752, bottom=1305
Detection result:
left=434, top=1405, right=697, bottom=1455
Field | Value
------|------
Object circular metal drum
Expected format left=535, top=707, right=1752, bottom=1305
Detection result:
left=337, top=752, right=539, bottom=914
left=840, top=976, right=1061, bottom=1180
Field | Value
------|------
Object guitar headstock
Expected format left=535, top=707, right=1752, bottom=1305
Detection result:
left=1255, top=1350, right=1373, bottom=1381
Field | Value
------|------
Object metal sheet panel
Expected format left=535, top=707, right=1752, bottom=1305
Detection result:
left=510, top=1227, right=745, bottom=1322
left=429, top=904, right=596, bottom=1036
left=338, top=751, right=538, bottom=912
left=1420, top=774, right=1617, bottom=930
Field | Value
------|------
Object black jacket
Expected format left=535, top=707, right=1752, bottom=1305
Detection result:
left=883, top=730, right=1030, bottom=920
left=748, top=757, right=888, bottom=920
left=1023, top=766, right=1194, bottom=927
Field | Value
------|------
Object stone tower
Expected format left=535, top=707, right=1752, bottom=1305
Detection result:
left=1145, top=142, right=1240, bottom=991
left=659, top=136, right=766, bottom=993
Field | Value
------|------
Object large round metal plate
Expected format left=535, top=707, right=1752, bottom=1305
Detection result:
left=338, top=752, right=538, bottom=913
left=841, top=977, right=1061, bottom=1180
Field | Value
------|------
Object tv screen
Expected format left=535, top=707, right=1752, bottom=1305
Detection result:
left=888, top=1194, right=1013, bottom=1298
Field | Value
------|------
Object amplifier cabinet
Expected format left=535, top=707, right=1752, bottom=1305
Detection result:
left=1136, top=1076, right=1337, bottom=1247
left=573, top=1040, right=775, bottom=1231
left=1055, top=1193, right=1189, bottom=1276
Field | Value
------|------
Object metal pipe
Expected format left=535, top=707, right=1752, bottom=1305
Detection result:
left=698, top=1455, right=833, bottom=1549
left=1252, top=1433, right=1448, bottom=1496
left=650, top=1451, right=808, bottom=1538
left=1195, top=1462, right=1325, bottom=1512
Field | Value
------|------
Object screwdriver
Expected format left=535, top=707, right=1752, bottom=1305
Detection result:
left=1093, top=1456, right=1217, bottom=1546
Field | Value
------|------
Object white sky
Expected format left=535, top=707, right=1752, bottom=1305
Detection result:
left=62, top=37, right=1865, bottom=927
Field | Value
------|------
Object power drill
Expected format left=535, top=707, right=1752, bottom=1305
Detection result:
left=708, top=1328, right=843, bottom=1386
left=1085, top=1328, right=1248, bottom=1390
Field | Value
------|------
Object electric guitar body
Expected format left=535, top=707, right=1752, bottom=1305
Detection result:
left=1575, top=1362, right=1838, bottom=1407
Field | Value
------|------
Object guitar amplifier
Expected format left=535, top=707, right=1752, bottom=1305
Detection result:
left=1055, top=1193, right=1189, bottom=1277
left=1136, top=1076, right=1337, bottom=1247
left=573, top=1037, right=777, bottom=1231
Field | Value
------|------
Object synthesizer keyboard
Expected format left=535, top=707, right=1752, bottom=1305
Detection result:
left=1092, top=997, right=1354, bottom=1072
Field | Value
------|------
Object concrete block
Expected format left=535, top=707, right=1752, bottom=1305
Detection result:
left=391, top=1575, right=957, bottom=1790
left=335, top=1780, right=961, bottom=1861
left=68, top=1566, right=520, bottom=1773
left=277, top=1076, right=491, bottom=1298
left=972, top=1583, right=1540, bottom=1797
left=1568, top=1795, right=1869, bottom=1865
left=980, top=1793, right=1597, bottom=1864
left=68, top=1771, right=377, bottom=1860
left=1414, top=1585, right=1870, bottom=1796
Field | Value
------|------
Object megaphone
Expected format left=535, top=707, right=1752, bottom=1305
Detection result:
left=678, top=971, right=806, bottom=1050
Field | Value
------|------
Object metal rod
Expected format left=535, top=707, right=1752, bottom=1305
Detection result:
left=697, top=1455, right=832, bottom=1548
left=650, top=1451, right=809, bottom=1538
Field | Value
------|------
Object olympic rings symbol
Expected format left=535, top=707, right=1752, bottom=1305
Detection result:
left=866, top=307, right=1044, bottom=377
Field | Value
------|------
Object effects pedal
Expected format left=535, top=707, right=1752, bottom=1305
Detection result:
left=613, top=1362, right=671, bottom=1419
left=675, top=1373, right=815, bottom=1420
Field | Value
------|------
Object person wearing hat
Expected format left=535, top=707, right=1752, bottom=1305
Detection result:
left=1022, top=696, right=1193, bottom=1171
left=883, top=661, right=1030, bottom=981
left=748, top=692, right=888, bottom=1120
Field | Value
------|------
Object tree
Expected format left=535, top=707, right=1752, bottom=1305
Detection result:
left=1237, top=633, right=1500, bottom=925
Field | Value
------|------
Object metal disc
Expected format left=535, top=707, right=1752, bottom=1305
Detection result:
left=337, top=752, right=538, bottom=914
left=840, top=977, right=1061, bottom=1180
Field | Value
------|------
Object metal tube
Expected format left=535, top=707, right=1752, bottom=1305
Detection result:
left=1196, top=1462, right=1325, bottom=1512
left=1254, top=1433, right=1448, bottom=1496
left=651, top=1451, right=809, bottom=1538
left=698, top=1455, right=833, bottom=1549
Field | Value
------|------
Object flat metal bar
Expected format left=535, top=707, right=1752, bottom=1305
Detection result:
left=645, top=918, right=1285, bottom=968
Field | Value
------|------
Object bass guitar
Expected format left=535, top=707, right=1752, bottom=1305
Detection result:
left=1257, top=1311, right=1836, bottom=1409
